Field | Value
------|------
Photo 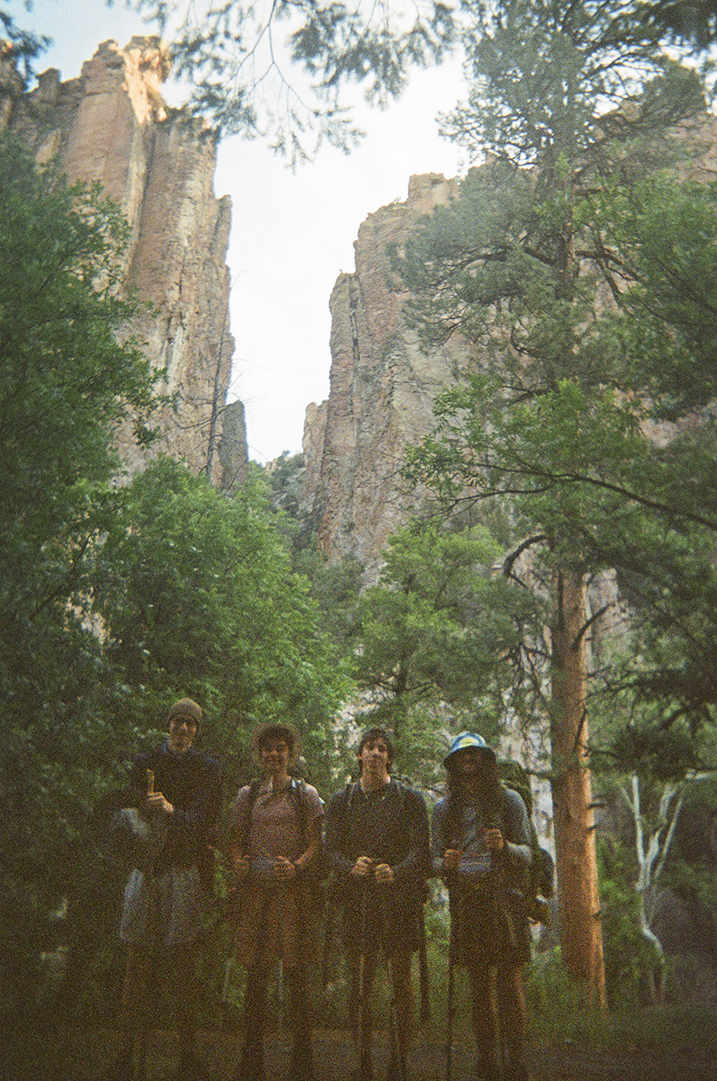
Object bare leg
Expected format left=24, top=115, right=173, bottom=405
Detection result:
left=496, top=965, right=528, bottom=1081
left=119, top=945, right=154, bottom=1080
left=468, top=964, right=500, bottom=1081
left=286, top=962, right=315, bottom=1078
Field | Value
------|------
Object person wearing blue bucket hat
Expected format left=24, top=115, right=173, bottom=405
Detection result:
left=443, top=731, right=493, bottom=767
left=432, top=732, right=533, bottom=1081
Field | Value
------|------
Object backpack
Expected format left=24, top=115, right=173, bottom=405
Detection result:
left=242, top=775, right=328, bottom=883
left=523, top=812, right=555, bottom=924
left=339, top=775, right=430, bottom=893
left=324, top=776, right=431, bottom=1020
left=498, top=759, right=555, bottom=924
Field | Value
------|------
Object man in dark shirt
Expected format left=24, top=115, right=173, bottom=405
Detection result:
left=108, top=697, right=222, bottom=1081
left=325, top=727, right=430, bottom=1081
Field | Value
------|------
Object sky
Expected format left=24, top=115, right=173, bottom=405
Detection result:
left=13, top=0, right=468, bottom=463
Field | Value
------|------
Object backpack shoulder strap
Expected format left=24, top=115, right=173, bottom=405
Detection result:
left=393, top=777, right=407, bottom=810
left=288, top=777, right=310, bottom=843
left=500, top=782, right=515, bottom=813
left=345, top=779, right=360, bottom=812
left=235, top=778, right=262, bottom=853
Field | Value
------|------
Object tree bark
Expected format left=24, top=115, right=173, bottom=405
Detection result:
left=550, top=566, right=607, bottom=1011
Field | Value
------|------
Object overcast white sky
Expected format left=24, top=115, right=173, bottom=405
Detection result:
left=14, top=0, right=467, bottom=462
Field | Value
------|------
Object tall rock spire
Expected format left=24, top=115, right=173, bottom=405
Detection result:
left=4, top=37, right=247, bottom=489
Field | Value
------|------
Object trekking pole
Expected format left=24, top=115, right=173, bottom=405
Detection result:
left=136, top=767, right=157, bottom=1078
left=445, top=878, right=460, bottom=1081
left=321, top=879, right=335, bottom=991
left=277, top=958, right=286, bottom=1044
left=379, top=893, right=407, bottom=1081
left=358, top=879, right=372, bottom=1081
left=418, top=901, right=430, bottom=1025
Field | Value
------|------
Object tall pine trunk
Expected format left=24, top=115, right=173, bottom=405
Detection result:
left=550, top=566, right=607, bottom=1010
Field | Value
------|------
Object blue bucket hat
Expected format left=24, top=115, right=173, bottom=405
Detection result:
left=444, top=731, right=496, bottom=768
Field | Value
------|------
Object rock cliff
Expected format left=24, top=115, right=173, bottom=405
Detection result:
left=304, top=116, right=717, bottom=577
left=2, top=37, right=247, bottom=488
left=302, top=173, right=469, bottom=576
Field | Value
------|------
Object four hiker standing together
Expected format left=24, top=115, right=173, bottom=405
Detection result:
left=109, top=700, right=542, bottom=1081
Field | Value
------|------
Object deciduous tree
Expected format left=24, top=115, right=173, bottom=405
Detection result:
left=0, top=133, right=159, bottom=1019
left=90, top=457, right=353, bottom=790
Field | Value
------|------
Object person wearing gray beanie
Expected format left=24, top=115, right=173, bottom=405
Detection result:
left=107, top=697, right=222, bottom=1081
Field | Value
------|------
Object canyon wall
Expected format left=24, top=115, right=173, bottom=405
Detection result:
left=303, top=115, right=717, bottom=579
left=1, top=37, right=247, bottom=488
left=302, top=173, right=469, bottom=576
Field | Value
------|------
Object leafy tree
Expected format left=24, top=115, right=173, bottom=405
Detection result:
left=0, top=140, right=350, bottom=1025
left=401, top=166, right=717, bottom=728
left=0, top=129, right=159, bottom=730
left=0, top=8, right=48, bottom=80
left=8, top=0, right=710, bottom=164
left=662, top=774, right=717, bottom=948
left=594, top=729, right=717, bottom=1006
left=11, top=0, right=713, bottom=159
left=1, top=455, right=352, bottom=1025
left=126, top=0, right=456, bottom=157
left=121, top=0, right=713, bottom=155
left=0, top=135, right=158, bottom=630
left=394, top=1, right=712, bottom=1006
left=642, top=1, right=717, bottom=49
left=0, top=133, right=159, bottom=1022
left=90, top=457, right=353, bottom=792
left=352, top=520, right=542, bottom=788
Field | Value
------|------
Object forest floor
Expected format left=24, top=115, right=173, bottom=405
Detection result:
left=4, top=1026, right=716, bottom=1081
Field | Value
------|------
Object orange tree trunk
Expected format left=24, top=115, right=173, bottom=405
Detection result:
left=550, top=566, right=607, bottom=1011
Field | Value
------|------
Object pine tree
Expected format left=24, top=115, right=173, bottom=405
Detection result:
left=396, top=1, right=710, bottom=1007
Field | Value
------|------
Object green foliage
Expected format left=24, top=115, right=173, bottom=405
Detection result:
left=662, top=775, right=717, bottom=910
left=114, top=0, right=710, bottom=158
left=439, top=2, right=707, bottom=167
left=352, top=520, right=544, bottom=783
left=0, top=9, right=49, bottom=81
left=0, top=141, right=353, bottom=1025
left=0, top=131, right=160, bottom=744
left=391, top=0, right=717, bottom=1001
left=523, top=945, right=717, bottom=1047
left=396, top=8, right=717, bottom=742
left=263, top=456, right=366, bottom=648
left=593, top=172, right=717, bottom=420
left=0, top=134, right=163, bottom=1023
left=1, top=457, right=353, bottom=1025
left=90, top=457, right=353, bottom=791
left=598, top=835, right=664, bottom=1004
left=307, top=555, right=365, bottom=648
left=128, top=0, right=455, bottom=157
left=0, top=136, right=158, bottom=615
left=523, top=948, right=590, bottom=1039
left=643, top=1, right=717, bottom=50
